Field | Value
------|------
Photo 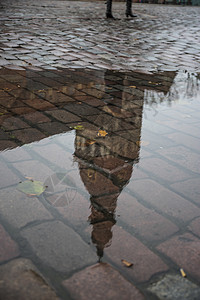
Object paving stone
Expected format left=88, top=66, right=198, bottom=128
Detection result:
left=148, top=274, right=200, bottom=300
left=32, top=143, right=73, bottom=169
left=37, top=121, right=69, bottom=135
left=21, top=220, right=97, bottom=272
left=128, top=179, right=200, bottom=221
left=117, top=192, right=179, bottom=242
left=157, top=233, right=200, bottom=282
left=12, top=128, right=46, bottom=144
left=0, top=224, right=20, bottom=263
left=1, top=116, right=30, bottom=131
left=161, top=119, right=200, bottom=139
left=12, top=159, right=54, bottom=181
left=170, top=178, right=200, bottom=205
left=63, top=262, right=145, bottom=300
left=0, top=128, right=10, bottom=140
left=1, top=146, right=31, bottom=162
left=41, top=90, right=75, bottom=104
left=0, top=258, right=59, bottom=300
left=0, top=187, right=53, bottom=229
left=64, top=102, right=100, bottom=116
left=23, top=111, right=50, bottom=124
left=74, top=95, right=107, bottom=107
left=22, top=98, right=55, bottom=110
left=189, top=217, right=200, bottom=238
left=0, top=96, right=25, bottom=109
left=9, top=107, right=35, bottom=116
left=0, top=161, right=20, bottom=188
left=0, top=140, right=17, bottom=151
left=50, top=192, right=91, bottom=227
left=139, top=157, right=190, bottom=183
left=46, top=109, right=81, bottom=123
left=104, top=226, right=168, bottom=283
left=167, top=132, right=200, bottom=152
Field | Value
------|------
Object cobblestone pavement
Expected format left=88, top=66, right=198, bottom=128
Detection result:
left=0, top=1, right=200, bottom=300
left=0, top=0, right=200, bottom=72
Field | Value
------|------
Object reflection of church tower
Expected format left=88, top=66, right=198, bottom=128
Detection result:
left=74, top=70, right=144, bottom=259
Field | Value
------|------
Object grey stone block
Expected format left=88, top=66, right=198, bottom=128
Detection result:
left=0, top=187, right=53, bottom=229
left=148, top=274, right=200, bottom=300
left=21, top=220, right=97, bottom=273
left=0, top=258, right=58, bottom=300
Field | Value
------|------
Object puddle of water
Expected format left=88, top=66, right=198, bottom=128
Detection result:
left=0, top=67, right=200, bottom=278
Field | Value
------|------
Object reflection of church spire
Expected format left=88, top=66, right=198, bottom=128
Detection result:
left=78, top=161, right=120, bottom=259
left=74, top=70, right=144, bottom=259
left=89, top=201, right=116, bottom=260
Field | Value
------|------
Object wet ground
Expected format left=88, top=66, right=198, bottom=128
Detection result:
left=1, top=66, right=200, bottom=299
left=0, top=1, right=200, bottom=300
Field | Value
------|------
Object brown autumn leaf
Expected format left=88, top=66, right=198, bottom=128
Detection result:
left=97, top=129, right=108, bottom=137
left=121, top=259, right=133, bottom=268
left=86, top=139, right=96, bottom=146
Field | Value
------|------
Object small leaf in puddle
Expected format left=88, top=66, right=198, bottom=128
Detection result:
left=74, top=125, right=84, bottom=130
left=17, top=180, right=46, bottom=196
left=129, top=86, right=137, bottom=88
left=97, top=129, right=108, bottom=137
left=121, top=259, right=133, bottom=268
left=136, top=140, right=149, bottom=146
left=86, top=139, right=96, bottom=146
left=180, top=268, right=186, bottom=278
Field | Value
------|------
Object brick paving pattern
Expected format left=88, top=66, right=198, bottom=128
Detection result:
left=0, top=0, right=200, bottom=299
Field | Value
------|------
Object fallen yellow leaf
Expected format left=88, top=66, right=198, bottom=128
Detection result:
left=121, top=259, right=133, bottom=268
left=98, top=130, right=108, bottom=137
left=74, top=125, right=84, bottom=130
left=148, top=81, right=161, bottom=85
left=129, top=86, right=137, bottom=88
left=86, top=140, right=96, bottom=146
left=180, top=268, right=186, bottom=277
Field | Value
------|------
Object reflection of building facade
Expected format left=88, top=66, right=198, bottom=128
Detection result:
left=1, top=67, right=184, bottom=258
left=1, top=67, right=187, bottom=151
left=74, top=70, right=144, bottom=259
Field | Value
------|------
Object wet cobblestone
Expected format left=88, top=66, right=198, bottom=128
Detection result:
left=0, top=0, right=200, bottom=299
left=0, top=1, right=200, bottom=72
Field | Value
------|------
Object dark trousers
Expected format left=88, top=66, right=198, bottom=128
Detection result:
left=106, top=0, right=132, bottom=15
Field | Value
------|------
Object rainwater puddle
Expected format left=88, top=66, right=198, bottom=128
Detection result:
left=0, top=67, right=200, bottom=288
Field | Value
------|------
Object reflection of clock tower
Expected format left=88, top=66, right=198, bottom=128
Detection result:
left=74, top=70, right=144, bottom=259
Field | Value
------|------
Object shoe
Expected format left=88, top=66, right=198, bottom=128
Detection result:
left=126, top=12, right=137, bottom=17
left=106, top=13, right=115, bottom=19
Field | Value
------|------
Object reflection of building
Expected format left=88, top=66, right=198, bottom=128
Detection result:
left=0, top=67, right=177, bottom=258
left=1, top=67, right=184, bottom=258
left=74, top=70, right=144, bottom=259
left=0, top=67, right=182, bottom=152
left=74, top=70, right=182, bottom=259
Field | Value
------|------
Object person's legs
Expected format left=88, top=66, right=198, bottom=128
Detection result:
left=106, top=0, right=114, bottom=18
left=126, top=0, right=137, bottom=17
